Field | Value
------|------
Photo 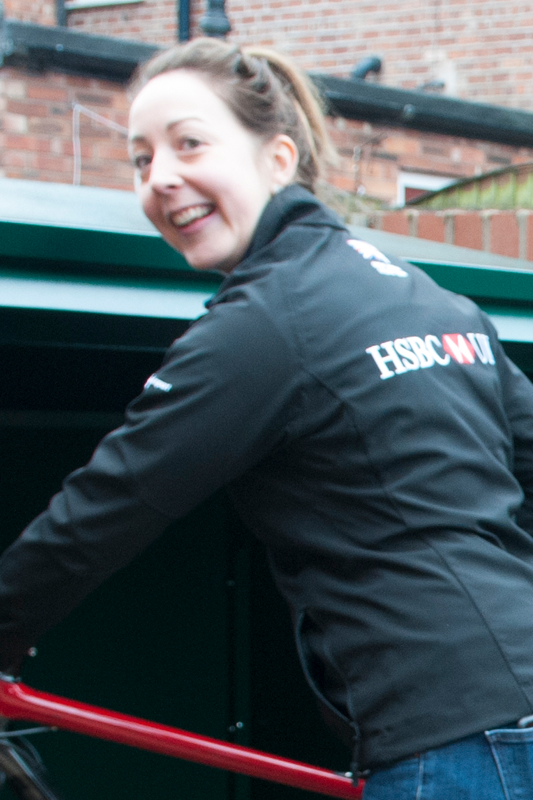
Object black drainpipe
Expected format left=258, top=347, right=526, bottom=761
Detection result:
left=178, top=0, right=190, bottom=41
left=199, top=0, right=231, bottom=37
left=351, top=56, right=382, bottom=80
left=56, top=0, right=67, bottom=27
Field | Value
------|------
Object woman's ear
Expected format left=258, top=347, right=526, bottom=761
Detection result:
left=267, top=134, right=299, bottom=194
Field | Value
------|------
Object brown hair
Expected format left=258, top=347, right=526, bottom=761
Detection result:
left=130, top=38, right=335, bottom=193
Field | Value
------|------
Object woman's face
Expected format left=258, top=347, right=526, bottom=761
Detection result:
left=129, top=70, right=281, bottom=273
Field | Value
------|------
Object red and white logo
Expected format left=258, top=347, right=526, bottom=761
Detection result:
left=366, top=332, right=495, bottom=380
left=442, top=334, right=476, bottom=364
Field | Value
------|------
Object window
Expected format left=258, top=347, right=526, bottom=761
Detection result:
left=64, top=0, right=143, bottom=9
left=397, top=172, right=456, bottom=206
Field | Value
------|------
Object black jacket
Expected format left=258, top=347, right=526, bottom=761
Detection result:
left=1, top=186, right=533, bottom=770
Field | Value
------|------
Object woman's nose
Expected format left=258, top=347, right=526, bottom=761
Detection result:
left=148, top=149, right=185, bottom=192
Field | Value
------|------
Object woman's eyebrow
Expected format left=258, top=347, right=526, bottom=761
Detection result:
left=128, top=116, right=204, bottom=145
left=165, top=116, right=203, bottom=132
left=128, top=133, right=147, bottom=146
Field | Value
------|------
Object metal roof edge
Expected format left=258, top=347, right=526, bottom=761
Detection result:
left=1, top=180, right=532, bottom=309
left=0, top=18, right=159, bottom=81
left=406, top=162, right=533, bottom=207
left=0, top=179, right=192, bottom=273
left=349, top=223, right=533, bottom=272
left=311, top=74, right=533, bottom=147
left=408, top=259, right=533, bottom=304
left=0, top=268, right=217, bottom=321
left=0, top=179, right=156, bottom=234
left=0, top=219, right=191, bottom=272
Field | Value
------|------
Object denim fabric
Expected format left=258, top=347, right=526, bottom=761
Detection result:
left=362, top=726, right=533, bottom=799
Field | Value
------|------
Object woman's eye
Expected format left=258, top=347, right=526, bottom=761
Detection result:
left=180, top=137, right=202, bottom=151
left=133, top=154, right=152, bottom=171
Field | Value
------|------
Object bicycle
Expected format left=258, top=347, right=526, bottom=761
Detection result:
left=0, top=673, right=363, bottom=800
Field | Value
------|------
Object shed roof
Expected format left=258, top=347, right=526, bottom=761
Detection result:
left=0, top=179, right=532, bottom=354
left=2, top=178, right=531, bottom=270
left=406, top=162, right=533, bottom=211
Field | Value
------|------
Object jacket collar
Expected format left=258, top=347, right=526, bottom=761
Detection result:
left=205, top=186, right=347, bottom=307
left=244, top=184, right=347, bottom=259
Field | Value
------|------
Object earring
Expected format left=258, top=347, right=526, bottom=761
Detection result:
left=271, top=183, right=283, bottom=196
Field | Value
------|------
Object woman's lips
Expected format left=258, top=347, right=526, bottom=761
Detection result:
left=170, top=203, right=215, bottom=229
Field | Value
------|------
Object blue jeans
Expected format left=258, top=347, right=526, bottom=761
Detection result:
left=362, top=725, right=533, bottom=799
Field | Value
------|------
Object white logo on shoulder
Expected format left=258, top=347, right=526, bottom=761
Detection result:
left=370, top=261, right=409, bottom=277
left=144, top=374, right=172, bottom=392
left=346, top=239, right=409, bottom=278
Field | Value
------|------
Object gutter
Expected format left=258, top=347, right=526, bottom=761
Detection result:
left=0, top=18, right=158, bottom=82
left=311, top=74, right=533, bottom=148
left=2, top=18, right=533, bottom=147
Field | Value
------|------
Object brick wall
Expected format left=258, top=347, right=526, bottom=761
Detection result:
left=372, top=208, right=533, bottom=263
left=0, top=68, right=132, bottom=189
left=218, top=0, right=533, bottom=111
left=67, top=0, right=179, bottom=46
left=3, top=2, right=533, bottom=204
left=4, top=0, right=56, bottom=26
left=65, top=0, right=207, bottom=44
left=3, top=62, right=532, bottom=203
left=63, top=0, right=533, bottom=112
left=6, top=1, right=533, bottom=112
left=328, top=117, right=533, bottom=204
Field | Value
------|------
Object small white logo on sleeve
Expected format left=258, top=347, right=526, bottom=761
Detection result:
left=370, top=260, right=409, bottom=277
left=144, top=374, right=173, bottom=392
left=346, top=239, right=408, bottom=277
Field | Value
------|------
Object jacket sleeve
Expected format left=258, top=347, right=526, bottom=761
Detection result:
left=0, top=290, right=301, bottom=672
left=497, top=344, right=533, bottom=536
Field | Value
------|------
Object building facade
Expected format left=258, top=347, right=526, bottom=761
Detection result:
left=2, top=0, right=533, bottom=207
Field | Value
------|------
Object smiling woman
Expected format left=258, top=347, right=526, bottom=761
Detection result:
left=127, top=38, right=331, bottom=272
left=128, top=70, right=297, bottom=272
left=2, top=36, right=533, bottom=800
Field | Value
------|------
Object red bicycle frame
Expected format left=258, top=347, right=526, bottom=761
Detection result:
left=0, top=676, right=363, bottom=799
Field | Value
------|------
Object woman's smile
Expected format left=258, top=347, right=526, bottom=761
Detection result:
left=170, top=203, right=215, bottom=230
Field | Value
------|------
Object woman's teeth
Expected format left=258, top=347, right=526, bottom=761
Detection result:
left=171, top=204, right=213, bottom=228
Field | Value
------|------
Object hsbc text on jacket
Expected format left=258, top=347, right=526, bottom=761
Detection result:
left=365, top=332, right=496, bottom=380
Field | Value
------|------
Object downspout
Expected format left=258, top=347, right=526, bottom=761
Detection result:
left=178, top=0, right=190, bottom=41
left=351, top=56, right=382, bottom=80
left=56, top=0, right=67, bottom=27
left=199, top=0, right=231, bottom=38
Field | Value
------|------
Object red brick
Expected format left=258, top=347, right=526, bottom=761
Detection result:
left=28, top=119, right=69, bottom=136
left=490, top=212, right=520, bottom=259
left=5, top=0, right=55, bottom=25
left=526, top=214, right=533, bottom=263
left=78, top=122, right=113, bottom=140
left=417, top=213, right=446, bottom=243
left=26, top=85, right=69, bottom=103
left=380, top=212, right=410, bottom=236
left=75, top=93, right=113, bottom=107
left=61, top=141, right=92, bottom=159
left=453, top=213, right=484, bottom=251
left=65, top=75, right=99, bottom=89
left=4, top=135, right=51, bottom=153
left=94, top=143, right=130, bottom=161
left=1, top=152, right=26, bottom=169
left=6, top=100, right=49, bottom=117
left=35, top=155, right=71, bottom=172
